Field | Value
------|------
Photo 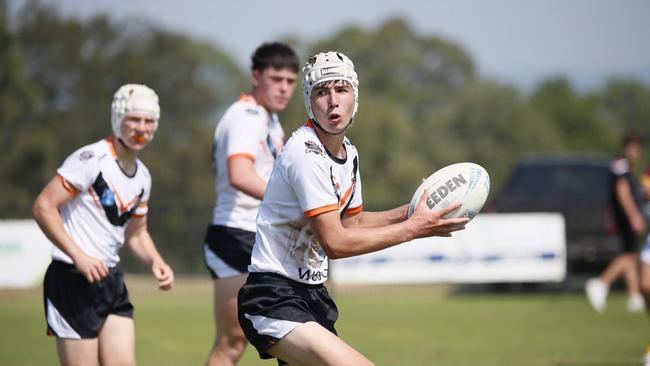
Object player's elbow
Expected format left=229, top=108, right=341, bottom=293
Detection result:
left=230, top=175, right=253, bottom=195
left=321, top=240, right=348, bottom=259
left=229, top=175, right=245, bottom=191
left=326, top=250, right=343, bottom=260
left=31, top=196, right=48, bottom=222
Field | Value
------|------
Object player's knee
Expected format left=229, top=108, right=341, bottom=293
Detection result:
left=620, top=252, right=636, bottom=263
left=640, top=276, right=650, bottom=295
left=104, top=355, right=136, bottom=366
left=216, top=332, right=247, bottom=353
left=229, top=333, right=248, bottom=352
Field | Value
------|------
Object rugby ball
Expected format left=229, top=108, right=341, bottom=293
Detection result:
left=407, top=162, right=490, bottom=220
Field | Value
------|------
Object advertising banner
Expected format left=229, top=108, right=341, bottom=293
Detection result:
left=0, top=220, right=52, bottom=288
left=330, top=213, right=566, bottom=285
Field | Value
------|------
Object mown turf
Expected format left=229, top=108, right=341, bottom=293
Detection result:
left=0, top=276, right=648, bottom=365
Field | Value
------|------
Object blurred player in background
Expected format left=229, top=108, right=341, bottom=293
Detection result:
left=202, top=42, right=298, bottom=366
left=638, top=163, right=650, bottom=365
left=32, top=84, right=175, bottom=365
left=236, top=51, right=469, bottom=365
left=586, top=133, right=645, bottom=313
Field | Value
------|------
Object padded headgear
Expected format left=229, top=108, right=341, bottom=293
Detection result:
left=111, top=84, right=160, bottom=139
left=301, top=51, right=359, bottom=125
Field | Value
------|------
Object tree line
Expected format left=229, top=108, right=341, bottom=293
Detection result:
left=2, top=1, right=649, bottom=272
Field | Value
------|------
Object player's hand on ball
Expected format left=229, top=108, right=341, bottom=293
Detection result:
left=409, top=189, right=469, bottom=239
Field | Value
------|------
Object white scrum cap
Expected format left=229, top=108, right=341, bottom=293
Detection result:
left=301, top=51, right=359, bottom=123
left=111, top=84, right=160, bottom=139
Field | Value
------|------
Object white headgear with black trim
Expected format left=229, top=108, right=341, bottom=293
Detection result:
left=111, top=84, right=160, bottom=139
left=301, top=51, right=359, bottom=124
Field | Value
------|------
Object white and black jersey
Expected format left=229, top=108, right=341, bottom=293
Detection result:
left=204, top=94, right=284, bottom=279
left=53, top=137, right=151, bottom=267
left=249, top=120, right=363, bottom=285
left=211, top=94, right=284, bottom=233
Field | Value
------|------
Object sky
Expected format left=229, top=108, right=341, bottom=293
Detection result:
left=9, top=0, right=650, bottom=91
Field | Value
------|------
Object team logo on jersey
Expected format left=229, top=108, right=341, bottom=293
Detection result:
left=79, top=150, right=94, bottom=161
left=92, top=172, right=142, bottom=226
left=304, top=141, right=324, bottom=156
left=100, top=189, right=116, bottom=207
left=245, top=108, right=259, bottom=115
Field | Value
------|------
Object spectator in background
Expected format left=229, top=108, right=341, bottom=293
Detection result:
left=32, top=84, right=174, bottom=365
left=642, top=163, right=650, bottom=221
left=638, top=163, right=650, bottom=366
left=586, top=132, right=645, bottom=313
left=202, top=42, right=299, bottom=366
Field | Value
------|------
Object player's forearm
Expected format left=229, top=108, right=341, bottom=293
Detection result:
left=228, top=157, right=267, bottom=200
left=128, top=231, right=164, bottom=266
left=617, top=181, right=642, bottom=220
left=231, top=175, right=266, bottom=200
left=321, top=220, right=416, bottom=259
left=350, top=205, right=408, bottom=228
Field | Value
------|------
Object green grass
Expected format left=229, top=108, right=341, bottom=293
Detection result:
left=1, top=277, right=648, bottom=365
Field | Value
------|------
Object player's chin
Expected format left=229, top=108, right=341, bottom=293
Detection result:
left=322, top=122, right=346, bottom=135
left=126, top=140, right=150, bottom=150
left=270, top=101, right=288, bottom=112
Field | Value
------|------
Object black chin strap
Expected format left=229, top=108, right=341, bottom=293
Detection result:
left=117, top=137, right=135, bottom=151
left=310, top=117, right=354, bottom=136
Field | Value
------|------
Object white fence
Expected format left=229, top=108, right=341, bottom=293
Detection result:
left=1, top=214, right=566, bottom=288
left=0, top=219, right=52, bottom=288
left=330, top=213, right=566, bottom=285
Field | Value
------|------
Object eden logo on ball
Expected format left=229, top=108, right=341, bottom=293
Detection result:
left=408, top=162, right=490, bottom=220
left=426, top=174, right=467, bottom=209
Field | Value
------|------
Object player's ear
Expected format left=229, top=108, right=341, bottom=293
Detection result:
left=251, top=69, right=261, bottom=87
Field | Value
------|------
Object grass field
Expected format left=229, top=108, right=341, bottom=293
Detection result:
left=1, top=276, right=648, bottom=366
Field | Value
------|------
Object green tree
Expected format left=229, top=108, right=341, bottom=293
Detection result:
left=599, top=78, right=650, bottom=140
left=1, top=0, right=246, bottom=271
left=530, top=77, right=617, bottom=152
left=283, top=18, right=478, bottom=209
left=3, top=4, right=650, bottom=272
left=290, top=18, right=567, bottom=208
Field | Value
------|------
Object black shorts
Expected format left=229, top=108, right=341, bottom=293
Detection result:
left=203, top=225, right=255, bottom=279
left=237, top=272, right=339, bottom=360
left=616, top=218, right=640, bottom=253
left=43, top=260, right=133, bottom=339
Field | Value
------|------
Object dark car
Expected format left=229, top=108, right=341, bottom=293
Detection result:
left=489, top=155, right=620, bottom=273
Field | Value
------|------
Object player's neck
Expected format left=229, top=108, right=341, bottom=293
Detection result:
left=114, top=138, right=138, bottom=175
left=250, top=89, right=272, bottom=115
left=315, top=129, right=346, bottom=160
